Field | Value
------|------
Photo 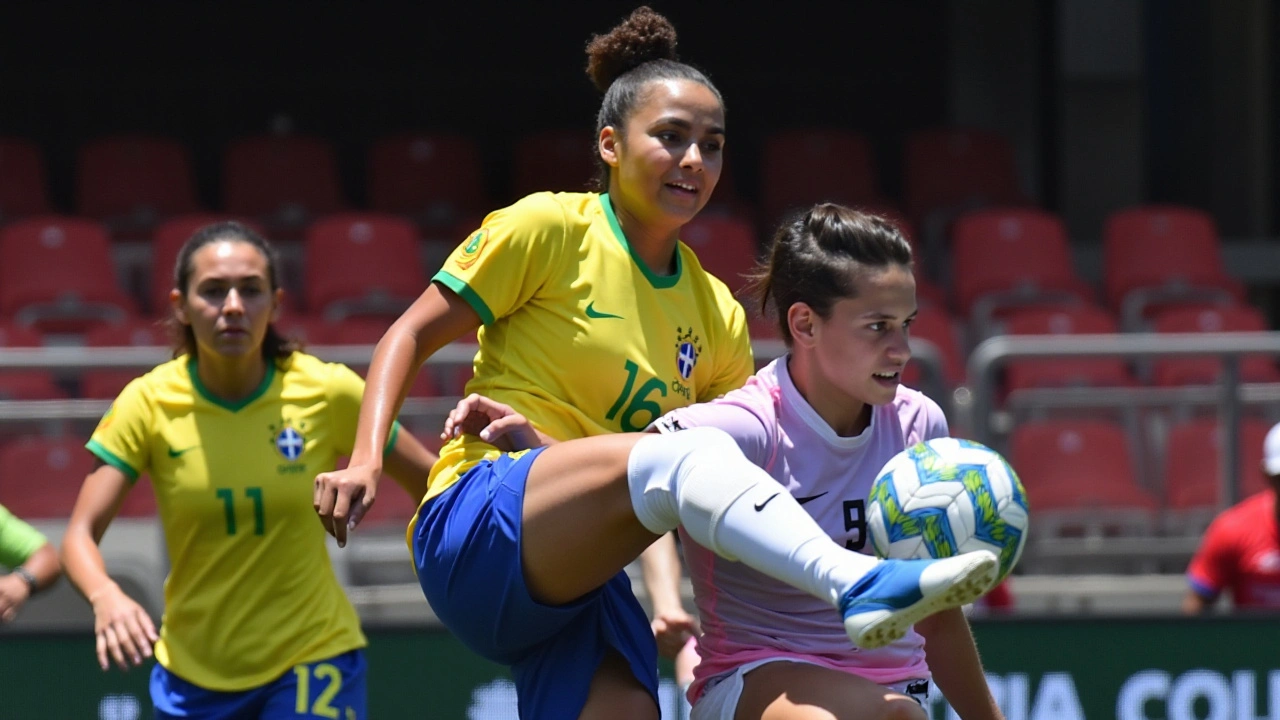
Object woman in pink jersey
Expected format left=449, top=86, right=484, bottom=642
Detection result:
left=445, top=204, right=1004, bottom=719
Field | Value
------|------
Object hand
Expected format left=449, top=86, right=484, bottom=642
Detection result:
left=0, top=574, right=31, bottom=623
left=314, top=463, right=380, bottom=547
left=651, top=607, right=698, bottom=660
left=442, top=394, right=541, bottom=452
left=90, top=584, right=157, bottom=671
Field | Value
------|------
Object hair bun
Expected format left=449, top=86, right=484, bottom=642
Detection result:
left=585, top=6, right=679, bottom=92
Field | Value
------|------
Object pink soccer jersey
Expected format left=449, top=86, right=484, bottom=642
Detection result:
left=654, top=356, right=949, bottom=700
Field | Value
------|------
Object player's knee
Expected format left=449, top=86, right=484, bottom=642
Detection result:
left=628, top=426, right=739, bottom=535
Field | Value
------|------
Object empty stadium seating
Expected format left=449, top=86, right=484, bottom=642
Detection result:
left=0, top=323, right=62, bottom=401
left=80, top=319, right=169, bottom=400
left=1010, top=419, right=1159, bottom=537
left=903, top=127, right=1026, bottom=223
left=303, top=213, right=425, bottom=320
left=1103, top=205, right=1246, bottom=328
left=999, top=305, right=1134, bottom=393
left=511, top=128, right=598, bottom=198
left=0, top=137, right=51, bottom=222
left=949, top=208, right=1094, bottom=331
left=0, top=217, right=135, bottom=333
left=759, top=128, right=884, bottom=228
left=223, top=135, right=345, bottom=237
left=76, top=135, right=200, bottom=237
left=1148, top=304, right=1280, bottom=386
left=0, top=436, right=96, bottom=519
left=1162, top=417, right=1270, bottom=520
left=367, top=132, right=488, bottom=232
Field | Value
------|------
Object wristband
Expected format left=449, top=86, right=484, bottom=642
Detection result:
left=11, top=567, right=37, bottom=594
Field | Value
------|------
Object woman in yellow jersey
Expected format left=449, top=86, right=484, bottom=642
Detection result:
left=316, top=8, right=748, bottom=717
left=61, top=222, right=437, bottom=719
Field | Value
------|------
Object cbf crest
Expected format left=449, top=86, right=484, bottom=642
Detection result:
left=675, top=327, right=702, bottom=380
left=268, top=419, right=308, bottom=472
left=670, top=327, right=702, bottom=401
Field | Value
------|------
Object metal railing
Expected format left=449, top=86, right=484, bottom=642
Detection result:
left=0, top=337, right=953, bottom=422
left=963, top=331, right=1280, bottom=509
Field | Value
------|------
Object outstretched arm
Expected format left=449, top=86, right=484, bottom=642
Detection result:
left=917, top=607, right=1004, bottom=720
left=315, top=284, right=480, bottom=546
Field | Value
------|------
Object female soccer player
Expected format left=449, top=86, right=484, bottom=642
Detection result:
left=61, top=222, right=438, bottom=719
left=446, top=205, right=1005, bottom=720
left=314, top=8, right=995, bottom=719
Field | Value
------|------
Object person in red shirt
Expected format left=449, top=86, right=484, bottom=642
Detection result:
left=1183, top=421, right=1280, bottom=613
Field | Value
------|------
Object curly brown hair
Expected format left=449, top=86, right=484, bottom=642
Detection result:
left=584, top=6, right=723, bottom=190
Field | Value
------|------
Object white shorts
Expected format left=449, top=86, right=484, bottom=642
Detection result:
left=690, top=658, right=930, bottom=720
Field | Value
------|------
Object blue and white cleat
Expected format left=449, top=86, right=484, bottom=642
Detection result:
left=840, top=550, right=999, bottom=649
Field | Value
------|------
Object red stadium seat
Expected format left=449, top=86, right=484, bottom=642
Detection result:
left=1149, top=304, right=1279, bottom=386
left=511, top=128, right=597, bottom=198
left=222, top=135, right=345, bottom=237
left=950, top=208, right=1094, bottom=327
left=1000, top=306, right=1133, bottom=392
left=1009, top=419, right=1158, bottom=535
left=679, top=214, right=759, bottom=298
left=303, top=214, right=426, bottom=320
left=150, top=215, right=268, bottom=316
left=325, top=318, right=441, bottom=397
left=0, top=137, right=51, bottom=222
left=367, top=132, right=487, bottom=232
left=0, top=323, right=62, bottom=400
left=759, top=128, right=884, bottom=228
left=0, top=217, right=135, bottom=333
left=0, top=436, right=96, bottom=519
left=904, top=127, right=1027, bottom=222
left=80, top=320, right=168, bottom=399
left=76, top=135, right=200, bottom=237
left=902, top=305, right=965, bottom=390
left=1163, top=417, right=1270, bottom=512
left=1102, top=205, right=1245, bottom=326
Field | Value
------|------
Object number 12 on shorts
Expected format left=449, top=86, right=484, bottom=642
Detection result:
left=294, top=663, right=350, bottom=719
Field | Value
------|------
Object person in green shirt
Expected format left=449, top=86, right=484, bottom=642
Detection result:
left=0, top=503, right=60, bottom=622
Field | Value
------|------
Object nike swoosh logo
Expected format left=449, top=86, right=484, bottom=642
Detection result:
left=754, top=492, right=781, bottom=512
left=167, top=446, right=197, bottom=458
left=796, top=492, right=829, bottom=506
left=585, top=301, right=623, bottom=320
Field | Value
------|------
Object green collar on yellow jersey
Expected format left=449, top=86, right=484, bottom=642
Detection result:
left=600, top=193, right=683, bottom=289
left=188, top=357, right=278, bottom=412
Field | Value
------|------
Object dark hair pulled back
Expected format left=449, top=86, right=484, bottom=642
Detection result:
left=751, top=204, right=914, bottom=346
left=168, top=221, right=300, bottom=362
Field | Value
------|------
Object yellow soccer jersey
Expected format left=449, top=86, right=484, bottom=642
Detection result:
left=427, top=192, right=753, bottom=501
left=87, top=353, right=400, bottom=691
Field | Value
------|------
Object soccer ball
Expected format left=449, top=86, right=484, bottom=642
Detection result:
left=866, top=438, right=1029, bottom=582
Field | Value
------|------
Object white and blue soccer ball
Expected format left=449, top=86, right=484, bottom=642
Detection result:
left=866, top=438, right=1029, bottom=582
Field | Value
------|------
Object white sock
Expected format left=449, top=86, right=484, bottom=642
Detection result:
left=627, top=427, right=877, bottom=606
